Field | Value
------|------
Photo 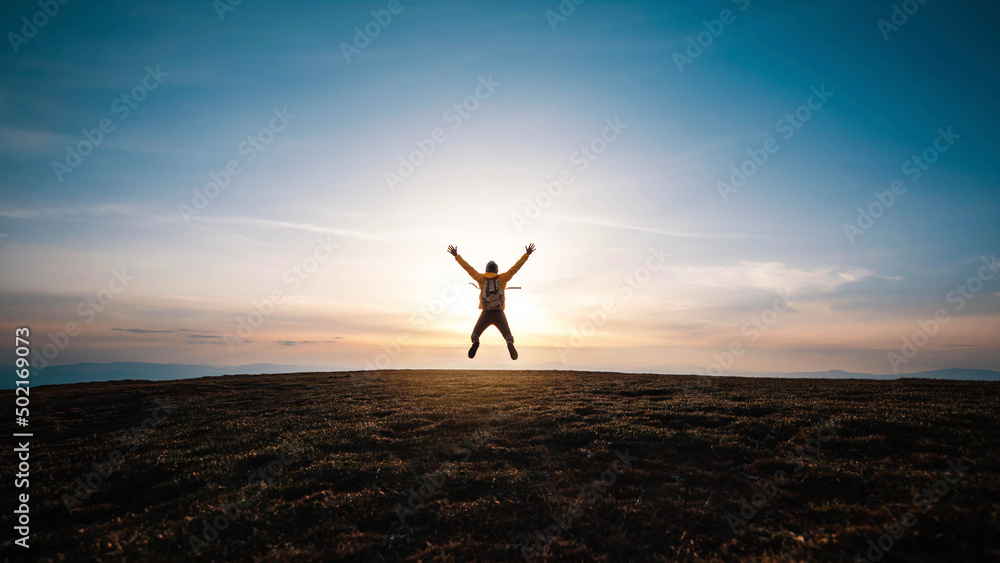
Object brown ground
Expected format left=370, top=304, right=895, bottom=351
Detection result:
left=4, top=370, right=999, bottom=562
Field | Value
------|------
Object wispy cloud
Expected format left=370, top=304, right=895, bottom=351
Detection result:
left=0, top=126, right=78, bottom=153
left=111, top=328, right=222, bottom=338
left=0, top=203, right=145, bottom=220
left=548, top=213, right=789, bottom=240
left=185, top=222, right=273, bottom=246
left=193, top=216, right=400, bottom=242
left=672, top=261, right=880, bottom=293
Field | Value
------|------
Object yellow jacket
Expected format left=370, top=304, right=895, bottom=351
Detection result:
left=455, top=253, right=529, bottom=310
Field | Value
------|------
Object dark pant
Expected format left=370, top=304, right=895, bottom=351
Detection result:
left=471, top=310, right=513, bottom=344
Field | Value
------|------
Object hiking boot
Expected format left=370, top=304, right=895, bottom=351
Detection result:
left=507, top=341, right=518, bottom=360
left=468, top=341, right=479, bottom=359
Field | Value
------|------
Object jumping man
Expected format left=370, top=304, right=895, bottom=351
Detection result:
left=447, top=243, right=536, bottom=360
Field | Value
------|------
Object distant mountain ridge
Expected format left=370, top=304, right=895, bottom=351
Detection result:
left=5, top=361, right=997, bottom=389
left=462, top=361, right=1000, bottom=381
left=9, top=361, right=338, bottom=389
left=727, top=368, right=1000, bottom=381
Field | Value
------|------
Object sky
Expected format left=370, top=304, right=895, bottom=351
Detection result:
left=1, top=0, right=998, bottom=375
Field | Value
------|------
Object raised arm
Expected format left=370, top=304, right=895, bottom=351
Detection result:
left=501, top=243, right=535, bottom=282
left=448, top=245, right=482, bottom=282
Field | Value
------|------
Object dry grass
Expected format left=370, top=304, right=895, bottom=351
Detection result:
left=5, top=370, right=999, bottom=562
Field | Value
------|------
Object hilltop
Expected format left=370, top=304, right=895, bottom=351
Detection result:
left=4, top=370, right=998, bottom=561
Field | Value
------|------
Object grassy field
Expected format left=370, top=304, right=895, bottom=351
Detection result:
left=4, top=370, right=999, bottom=562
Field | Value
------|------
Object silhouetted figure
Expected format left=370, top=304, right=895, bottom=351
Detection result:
left=447, top=243, right=536, bottom=360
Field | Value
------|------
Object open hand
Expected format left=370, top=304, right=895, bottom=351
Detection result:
left=447, top=245, right=458, bottom=256
left=525, top=243, right=536, bottom=255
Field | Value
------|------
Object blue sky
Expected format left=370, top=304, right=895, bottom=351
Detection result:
left=1, top=0, right=997, bottom=374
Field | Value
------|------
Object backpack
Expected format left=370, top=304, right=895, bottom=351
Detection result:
left=481, top=277, right=504, bottom=310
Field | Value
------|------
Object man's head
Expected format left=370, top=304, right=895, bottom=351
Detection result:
left=486, top=261, right=498, bottom=274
